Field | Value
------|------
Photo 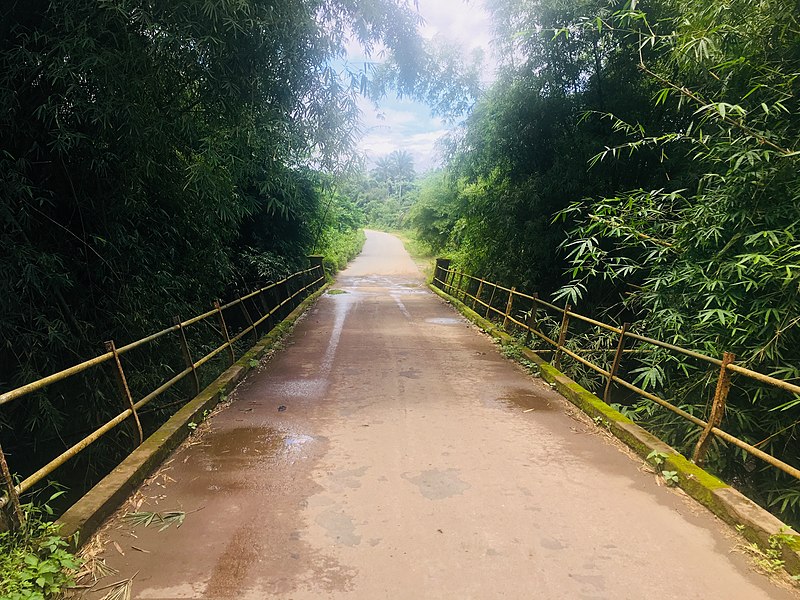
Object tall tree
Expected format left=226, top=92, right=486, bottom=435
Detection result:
left=0, top=0, right=426, bottom=488
left=557, top=0, right=800, bottom=518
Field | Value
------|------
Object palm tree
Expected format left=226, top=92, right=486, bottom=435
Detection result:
left=372, top=150, right=416, bottom=202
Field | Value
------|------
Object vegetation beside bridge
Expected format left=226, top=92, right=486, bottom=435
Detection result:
left=3, top=1, right=800, bottom=592
left=401, top=0, right=800, bottom=526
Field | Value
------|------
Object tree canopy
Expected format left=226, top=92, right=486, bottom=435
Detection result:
left=0, top=0, right=429, bottom=497
left=404, top=0, right=800, bottom=525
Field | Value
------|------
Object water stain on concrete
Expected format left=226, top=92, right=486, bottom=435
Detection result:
left=403, top=468, right=471, bottom=500
left=328, top=466, right=369, bottom=491
left=425, top=317, right=463, bottom=326
left=204, top=524, right=262, bottom=597
left=541, top=537, right=567, bottom=550
left=399, top=368, right=421, bottom=379
left=569, top=572, right=606, bottom=590
left=315, top=507, right=362, bottom=547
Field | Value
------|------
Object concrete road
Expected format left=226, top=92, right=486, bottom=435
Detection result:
left=84, top=230, right=797, bottom=599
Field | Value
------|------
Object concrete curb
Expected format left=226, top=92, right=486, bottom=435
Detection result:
left=58, top=284, right=329, bottom=546
left=429, top=283, right=800, bottom=575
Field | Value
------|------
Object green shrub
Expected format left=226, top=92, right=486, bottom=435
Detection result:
left=0, top=495, right=81, bottom=600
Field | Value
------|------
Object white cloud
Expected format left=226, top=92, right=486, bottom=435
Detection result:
left=360, top=128, right=449, bottom=172
left=349, top=0, right=495, bottom=172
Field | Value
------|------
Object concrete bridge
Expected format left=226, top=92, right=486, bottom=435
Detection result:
left=76, top=231, right=796, bottom=599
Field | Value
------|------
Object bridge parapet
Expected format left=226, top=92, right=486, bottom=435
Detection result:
left=0, top=260, right=327, bottom=531
left=432, top=261, right=800, bottom=482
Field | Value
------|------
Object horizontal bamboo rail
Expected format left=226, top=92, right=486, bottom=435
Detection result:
left=0, top=264, right=325, bottom=510
left=433, top=263, right=800, bottom=482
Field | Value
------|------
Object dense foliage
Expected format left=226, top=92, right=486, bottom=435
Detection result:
left=407, top=0, right=800, bottom=523
left=0, top=0, right=422, bottom=498
left=347, top=150, right=420, bottom=230
left=556, top=0, right=800, bottom=519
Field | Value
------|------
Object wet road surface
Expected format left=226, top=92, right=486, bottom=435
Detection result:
left=85, top=231, right=797, bottom=599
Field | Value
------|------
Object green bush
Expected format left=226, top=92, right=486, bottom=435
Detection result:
left=0, top=496, right=81, bottom=600
left=319, top=228, right=367, bottom=274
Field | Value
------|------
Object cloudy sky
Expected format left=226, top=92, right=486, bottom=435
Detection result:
left=350, top=0, right=496, bottom=172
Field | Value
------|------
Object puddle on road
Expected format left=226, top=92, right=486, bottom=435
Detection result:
left=391, top=287, right=427, bottom=295
left=200, top=426, right=318, bottom=471
left=425, top=317, right=463, bottom=325
left=284, top=433, right=314, bottom=448
left=497, top=387, right=557, bottom=412
left=267, top=378, right=326, bottom=398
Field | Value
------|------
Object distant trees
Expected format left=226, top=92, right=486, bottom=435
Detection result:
left=375, top=150, right=416, bottom=201
left=357, top=150, right=419, bottom=229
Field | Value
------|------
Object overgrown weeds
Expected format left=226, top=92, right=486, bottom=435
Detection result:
left=0, top=493, right=82, bottom=600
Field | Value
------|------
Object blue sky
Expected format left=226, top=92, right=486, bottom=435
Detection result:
left=348, top=0, right=496, bottom=172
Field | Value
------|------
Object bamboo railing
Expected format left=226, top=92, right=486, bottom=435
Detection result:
left=433, top=259, right=800, bottom=482
left=0, top=262, right=326, bottom=514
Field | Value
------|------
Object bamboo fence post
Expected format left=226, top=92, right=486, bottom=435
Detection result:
left=214, top=300, right=236, bottom=365
left=269, top=282, right=281, bottom=328
left=173, top=316, right=200, bottom=396
left=240, top=299, right=258, bottom=344
left=553, top=303, right=572, bottom=371
left=693, top=352, right=736, bottom=465
left=485, top=283, right=498, bottom=319
left=502, top=287, right=516, bottom=329
left=0, top=443, right=24, bottom=528
left=524, top=293, right=539, bottom=346
left=434, top=258, right=451, bottom=290
left=284, top=277, right=294, bottom=313
left=603, top=323, right=630, bottom=404
left=473, top=280, right=484, bottom=310
left=105, top=340, right=144, bottom=445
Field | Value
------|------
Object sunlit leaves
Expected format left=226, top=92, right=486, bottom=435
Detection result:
left=0, top=0, right=427, bottom=489
left=552, top=0, right=800, bottom=522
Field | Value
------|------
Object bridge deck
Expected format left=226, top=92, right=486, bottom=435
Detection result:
left=82, top=231, right=795, bottom=599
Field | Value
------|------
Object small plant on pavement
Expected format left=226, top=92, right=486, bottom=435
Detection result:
left=646, top=450, right=668, bottom=468
left=646, top=451, right=679, bottom=485
left=661, top=470, right=679, bottom=486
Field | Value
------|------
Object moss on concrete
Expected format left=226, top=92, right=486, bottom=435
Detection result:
left=430, top=281, right=800, bottom=577
left=58, top=283, right=328, bottom=547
